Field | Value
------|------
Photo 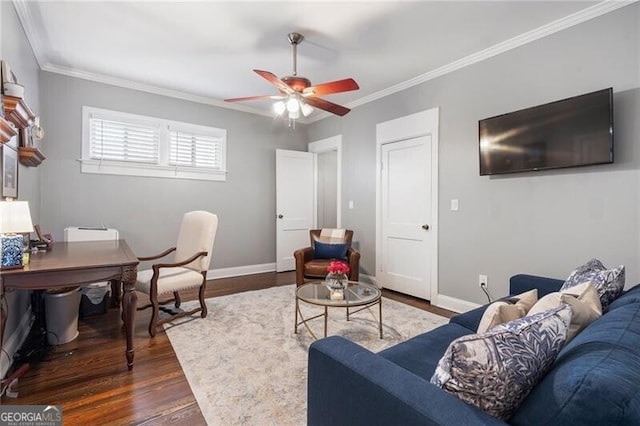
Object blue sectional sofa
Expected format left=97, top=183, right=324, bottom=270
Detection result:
left=307, top=274, right=640, bottom=425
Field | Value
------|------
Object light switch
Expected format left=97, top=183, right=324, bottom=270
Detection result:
left=348, top=200, right=354, bottom=210
left=451, top=199, right=459, bottom=211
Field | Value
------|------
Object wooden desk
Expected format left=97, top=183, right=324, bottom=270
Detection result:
left=0, top=240, right=139, bottom=370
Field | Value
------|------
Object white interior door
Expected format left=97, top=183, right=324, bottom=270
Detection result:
left=380, top=136, right=432, bottom=299
left=276, top=149, right=315, bottom=271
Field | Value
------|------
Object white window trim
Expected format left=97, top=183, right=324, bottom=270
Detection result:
left=81, top=106, right=227, bottom=181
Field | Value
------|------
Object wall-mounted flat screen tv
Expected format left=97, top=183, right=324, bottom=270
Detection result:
left=479, top=88, right=613, bottom=176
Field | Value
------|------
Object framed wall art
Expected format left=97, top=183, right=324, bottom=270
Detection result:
left=1, top=144, right=18, bottom=198
left=19, top=127, right=33, bottom=148
left=8, top=131, right=19, bottom=150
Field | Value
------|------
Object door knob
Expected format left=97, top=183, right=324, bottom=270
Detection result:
left=422, top=224, right=429, bottom=231
left=277, top=214, right=284, bottom=219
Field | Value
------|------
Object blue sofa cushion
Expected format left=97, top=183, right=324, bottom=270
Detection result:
left=510, top=274, right=564, bottom=297
left=449, top=305, right=487, bottom=331
left=431, top=305, right=571, bottom=421
left=511, top=300, right=640, bottom=425
left=561, top=258, right=625, bottom=310
left=608, top=283, right=640, bottom=312
left=379, top=323, right=472, bottom=381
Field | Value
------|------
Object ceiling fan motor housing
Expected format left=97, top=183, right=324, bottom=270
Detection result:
left=282, top=75, right=311, bottom=92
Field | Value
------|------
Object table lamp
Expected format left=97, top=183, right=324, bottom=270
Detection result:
left=0, top=200, right=34, bottom=269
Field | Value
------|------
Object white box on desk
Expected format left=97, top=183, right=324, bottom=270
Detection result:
left=64, top=226, right=119, bottom=242
left=63, top=226, right=120, bottom=292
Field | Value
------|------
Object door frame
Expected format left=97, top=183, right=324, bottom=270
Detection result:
left=375, top=108, right=439, bottom=303
left=308, top=135, right=343, bottom=228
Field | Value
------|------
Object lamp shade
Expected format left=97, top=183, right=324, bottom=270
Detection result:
left=0, top=201, right=34, bottom=234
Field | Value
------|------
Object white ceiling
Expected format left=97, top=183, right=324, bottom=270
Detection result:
left=15, top=0, right=626, bottom=121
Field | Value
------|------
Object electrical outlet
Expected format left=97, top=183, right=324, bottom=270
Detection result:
left=479, top=274, right=488, bottom=288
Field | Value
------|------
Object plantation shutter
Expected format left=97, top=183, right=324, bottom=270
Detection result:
left=169, top=129, right=223, bottom=169
left=82, top=106, right=227, bottom=181
left=89, top=118, right=159, bottom=164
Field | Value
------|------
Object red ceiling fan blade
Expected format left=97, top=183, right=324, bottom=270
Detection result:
left=224, top=94, right=284, bottom=102
left=304, top=97, right=351, bottom=117
left=254, top=69, right=296, bottom=95
left=304, top=78, right=359, bottom=96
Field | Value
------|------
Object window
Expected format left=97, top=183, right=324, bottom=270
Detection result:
left=89, top=118, right=159, bottom=164
left=82, top=106, right=227, bottom=181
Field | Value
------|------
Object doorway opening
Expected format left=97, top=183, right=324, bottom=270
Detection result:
left=309, top=135, right=342, bottom=229
left=317, top=150, right=338, bottom=228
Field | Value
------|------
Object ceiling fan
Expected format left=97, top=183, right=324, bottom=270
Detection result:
left=225, top=32, right=359, bottom=118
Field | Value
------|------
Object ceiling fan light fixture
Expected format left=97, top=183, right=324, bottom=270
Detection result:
left=286, top=97, right=300, bottom=113
left=288, top=109, right=300, bottom=120
left=273, top=100, right=286, bottom=115
left=300, top=102, right=314, bottom=117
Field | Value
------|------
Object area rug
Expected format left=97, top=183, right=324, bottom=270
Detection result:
left=164, top=284, right=448, bottom=425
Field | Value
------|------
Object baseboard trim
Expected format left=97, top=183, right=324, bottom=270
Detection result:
left=1, top=306, right=33, bottom=379
left=359, top=274, right=377, bottom=286
left=140, top=264, right=480, bottom=316
left=137, top=263, right=278, bottom=282
left=207, top=263, right=276, bottom=280
left=366, top=274, right=479, bottom=314
left=435, top=294, right=481, bottom=314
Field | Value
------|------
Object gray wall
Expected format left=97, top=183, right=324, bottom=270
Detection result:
left=39, top=72, right=307, bottom=270
left=1, top=1, right=42, bottom=359
left=308, top=4, right=640, bottom=304
left=1, top=5, right=41, bottom=219
left=317, top=150, right=338, bottom=228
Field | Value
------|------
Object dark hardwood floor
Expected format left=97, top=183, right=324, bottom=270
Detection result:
left=1, top=272, right=454, bottom=425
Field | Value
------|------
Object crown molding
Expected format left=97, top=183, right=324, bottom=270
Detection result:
left=13, top=0, right=636, bottom=123
left=12, top=0, right=47, bottom=69
left=42, top=63, right=313, bottom=123
left=306, top=0, right=638, bottom=124
left=40, top=63, right=274, bottom=117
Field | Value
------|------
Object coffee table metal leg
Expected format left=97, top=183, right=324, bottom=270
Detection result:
left=379, top=298, right=383, bottom=339
left=324, top=306, right=328, bottom=337
left=294, top=297, right=299, bottom=334
left=296, top=301, right=322, bottom=340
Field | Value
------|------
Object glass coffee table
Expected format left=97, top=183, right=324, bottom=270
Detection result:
left=294, top=281, right=383, bottom=340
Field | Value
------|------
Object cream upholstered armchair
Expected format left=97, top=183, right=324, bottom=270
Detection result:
left=135, top=211, right=218, bottom=337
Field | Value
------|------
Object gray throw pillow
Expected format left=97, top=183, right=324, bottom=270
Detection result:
left=430, top=305, right=571, bottom=420
left=560, top=258, right=624, bottom=310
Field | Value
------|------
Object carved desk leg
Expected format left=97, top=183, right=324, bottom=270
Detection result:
left=121, top=266, right=138, bottom=370
left=0, top=284, right=6, bottom=355
left=109, top=279, right=121, bottom=309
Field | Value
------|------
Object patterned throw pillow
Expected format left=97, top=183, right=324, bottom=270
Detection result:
left=431, top=305, right=571, bottom=420
left=476, top=289, right=538, bottom=333
left=561, top=258, right=625, bottom=310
